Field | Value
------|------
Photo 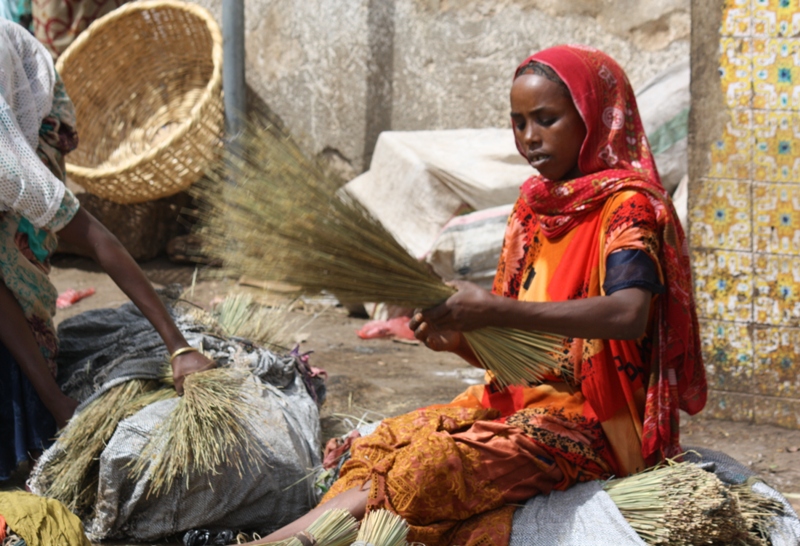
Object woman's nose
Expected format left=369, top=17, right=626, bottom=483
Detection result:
left=524, top=123, right=541, bottom=146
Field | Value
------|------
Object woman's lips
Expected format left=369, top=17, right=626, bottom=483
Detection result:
left=528, top=154, right=550, bottom=169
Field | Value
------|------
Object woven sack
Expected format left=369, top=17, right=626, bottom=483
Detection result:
left=55, top=1, right=224, bottom=204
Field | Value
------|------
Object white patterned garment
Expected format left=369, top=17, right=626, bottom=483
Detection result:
left=0, top=19, right=66, bottom=228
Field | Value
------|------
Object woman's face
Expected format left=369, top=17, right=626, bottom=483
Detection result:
left=510, top=73, right=586, bottom=182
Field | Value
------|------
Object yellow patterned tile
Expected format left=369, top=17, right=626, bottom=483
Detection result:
left=753, top=396, right=800, bottom=428
left=692, top=249, right=753, bottom=322
left=708, top=109, right=752, bottom=179
left=703, top=391, right=754, bottom=422
left=753, top=183, right=800, bottom=253
left=700, top=320, right=753, bottom=392
left=753, top=0, right=800, bottom=37
left=754, top=253, right=800, bottom=324
left=722, top=0, right=752, bottom=36
left=753, top=38, right=800, bottom=110
left=689, top=179, right=751, bottom=250
left=719, top=38, right=753, bottom=108
left=752, top=110, right=800, bottom=181
left=753, top=326, right=800, bottom=397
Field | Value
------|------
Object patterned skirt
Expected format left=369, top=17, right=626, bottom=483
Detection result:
left=322, top=383, right=617, bottom=546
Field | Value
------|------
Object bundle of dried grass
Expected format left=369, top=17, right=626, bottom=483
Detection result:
left=131, top=367, right=270, bottom=497
left=271, top=509, right=359, bottom=546
left=604, top=461, right=777, bottom=545
left=195, top=119, right=563, bottom=387
left=353, top=509, right=409, bottom=546
left=731, top=480, right=785, bottom=544
left=40, top=379, right=175, bottom=514
left=214, top=292, right=294, bottom=348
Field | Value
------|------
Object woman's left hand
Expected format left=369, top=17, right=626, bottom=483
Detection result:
left=172, top=351, right=217, bottom=395
left=419, top=280, right=502, bottom=332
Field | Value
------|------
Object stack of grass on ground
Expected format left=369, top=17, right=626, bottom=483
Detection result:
left=604, top=460, right=782, bottom=545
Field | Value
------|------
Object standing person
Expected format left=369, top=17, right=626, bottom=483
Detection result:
left=0, top=19, right=214, bottom=481
left=245, top=44, right=706, bottom=546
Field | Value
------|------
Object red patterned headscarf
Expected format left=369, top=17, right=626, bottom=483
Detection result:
left=515, top=45, right=706, bottom=460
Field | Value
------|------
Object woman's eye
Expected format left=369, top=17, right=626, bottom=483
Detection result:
left=513, top=119, right=525, bottom=131
left=538, top=117, right=556, bottom=127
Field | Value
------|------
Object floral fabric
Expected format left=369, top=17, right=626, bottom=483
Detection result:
left=33, top=0, right=128, bottom=58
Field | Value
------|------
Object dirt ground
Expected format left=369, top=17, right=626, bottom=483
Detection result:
left=40, top=256, right=800, bottom=521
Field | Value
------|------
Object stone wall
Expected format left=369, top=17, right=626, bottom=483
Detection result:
left=689, top=0, right=800, bottom=429
left=190, top=0, right=690, bottom=174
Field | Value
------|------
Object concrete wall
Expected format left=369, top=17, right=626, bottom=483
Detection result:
left=689, top=0, right=800, bottom=429
left=190, top=0, right=690, bottom=175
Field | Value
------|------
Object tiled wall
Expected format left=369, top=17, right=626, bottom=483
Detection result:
left=690, top=0, right=800, bottom=428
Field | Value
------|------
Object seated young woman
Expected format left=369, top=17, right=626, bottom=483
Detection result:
left=247, top=44, right=707, bottom=546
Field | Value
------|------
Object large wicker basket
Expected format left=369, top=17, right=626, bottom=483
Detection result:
left=56, top=1, right=224, bottom=204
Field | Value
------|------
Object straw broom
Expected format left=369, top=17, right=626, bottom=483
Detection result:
left=195, top=119, right=564, bottom=388
left=604, top=461, right=777, bottom=545
left=267, top=509, right=359, bottom=546
left=40, top=379, right=175, bottom=514
left=131, top=367, right=271, bottom=497
left=353, top=509, right=409, bottom=546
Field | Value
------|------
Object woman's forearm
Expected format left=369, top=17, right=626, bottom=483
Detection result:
left=422, top=281, right=653, bottom=342
left=56, top=208, right=189, bottom=353
left=0, top=279, right=75, bottom=424
left=490, top=287, right=653, bottom=340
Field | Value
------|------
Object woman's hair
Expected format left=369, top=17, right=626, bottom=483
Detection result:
left=514, top=61, right=570, bottom=96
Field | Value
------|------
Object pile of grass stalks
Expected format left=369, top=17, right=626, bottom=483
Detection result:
left=604, top=461, right=781, bottom=545
left=269, top=509, right=358, bottom=546
left=40, top=379, right=175, bottom=514
left=213, top=293, right=294, bottom=348
left=195, top=118, right=564, bottom=388
left=131, top=367, right=271, bottom=497
left=353, top=509, right=409, bottom=546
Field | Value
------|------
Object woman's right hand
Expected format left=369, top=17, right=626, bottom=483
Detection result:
left=409, top=312, right=463, bottom=352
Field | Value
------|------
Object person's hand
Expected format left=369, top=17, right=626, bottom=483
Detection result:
left=49, top=394, right=79, bottom=430
left=419, top=280, right=501, bottom=332
left=172, top=350, right=217, bottom=395
left=408, top=313, right=462, bottom=352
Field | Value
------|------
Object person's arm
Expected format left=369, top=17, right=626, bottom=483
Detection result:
left=411, top=280, right=653, bottom=364
left=0, top=279, right=78, bottom=428
left=420, top=280, right=652, bottom=340
left=56, top=208, right=215, bottom=393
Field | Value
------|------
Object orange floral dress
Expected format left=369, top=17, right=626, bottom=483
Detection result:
left=323, top=190, right=664, bottom=546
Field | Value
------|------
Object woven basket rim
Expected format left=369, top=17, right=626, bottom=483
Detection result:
left=56, top=0, right=223, bottom=180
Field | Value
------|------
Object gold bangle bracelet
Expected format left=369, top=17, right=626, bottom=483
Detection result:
left=169, top=346, right=199, bottom=364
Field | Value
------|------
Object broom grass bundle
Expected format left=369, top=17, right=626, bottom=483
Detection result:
left=195, top=118, right=564, bottom=388
left=214, top=292, right=294, bottom=348
left=131, top=367, right=270, bottom=497
left=353, top=509, right=409, bottom=546
left=731, top=480, right=784, bottom=544
left=271, top=509, right=359, bottom=546
left=604, top=461, right=778, bottom=545
left=40, top=379, right=174, bottom=514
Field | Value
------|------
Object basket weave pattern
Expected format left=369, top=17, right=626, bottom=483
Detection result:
left=56, top=1, right=224, bottom=204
